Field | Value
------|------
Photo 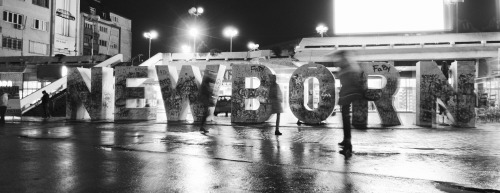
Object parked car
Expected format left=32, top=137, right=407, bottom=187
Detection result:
left=214, top=96, right=231, bottom=116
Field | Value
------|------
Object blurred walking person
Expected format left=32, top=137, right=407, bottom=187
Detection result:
left=199, top=71, right=217, bottom=134
left=332, top=50, right=367, bottom=156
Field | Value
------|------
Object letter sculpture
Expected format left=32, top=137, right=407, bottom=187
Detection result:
left=231, top=64, right=276, bottom=123
left=289, top=63, right=336, bottom=124
left=114, top=66, right=156, bottom=120
left=156, top=64, right=226, bottom=122
left=352, top=62, right=401, bottom=126
left=67, top=67, right=114, bottom=120
left=416, top=61, right=468, bottom=127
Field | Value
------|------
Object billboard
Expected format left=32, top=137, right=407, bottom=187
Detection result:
left=334, top=0, right=448, bottom=34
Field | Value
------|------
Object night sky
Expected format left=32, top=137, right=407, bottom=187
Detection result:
left=106, top=0, right=496, bottom=59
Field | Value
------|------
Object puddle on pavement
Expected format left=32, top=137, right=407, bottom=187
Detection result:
left=433, top=181, right=500, bottom=193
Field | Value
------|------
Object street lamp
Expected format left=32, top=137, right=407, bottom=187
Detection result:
left=316, top=24, right=328, bottom=37
left=223, top=27, right=238, bottom=52
left=188, top=7, right=203, bottom=54
left=143, top=30, right=158, bottom=58
left=181, top=44, right=191, bottom=53
left=189, top=27, right=199, bottom=53
left=188, top=7, right=204, bottom=17
left=248, top=42, right=259, bottom=51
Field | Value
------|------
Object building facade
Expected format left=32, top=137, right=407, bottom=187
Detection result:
left=1, top=0, right=79, bottom=57
left=80, top=0, right=131, bottom=61
left=52, top=0, right=80, bottom=56
left=1, top=0, right=52, bottom=57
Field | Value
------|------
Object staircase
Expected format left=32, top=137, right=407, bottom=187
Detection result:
left=22, top=90, right=68, bottom=117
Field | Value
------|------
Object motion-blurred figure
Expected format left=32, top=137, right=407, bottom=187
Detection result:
left=332, top=50, right=367, bottom=157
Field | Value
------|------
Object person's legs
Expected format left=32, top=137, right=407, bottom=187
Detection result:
left=0, top=106, right=6, bottom=124
left=340, top=104, right=352, bottom=144
left=42, top=103, right=47, bottom=118
left=339, top=102, right=353, bottom=156
left=200, top=109, right=209, bottom=133
left=47, top=103, right=52, bottom=118
left=275, top=113, right=282, bottom=135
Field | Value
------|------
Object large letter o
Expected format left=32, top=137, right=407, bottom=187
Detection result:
left=289, top=63, right=336, bottom=124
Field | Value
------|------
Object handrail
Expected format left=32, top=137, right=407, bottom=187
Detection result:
left=169, top=50, right=272, bottom=61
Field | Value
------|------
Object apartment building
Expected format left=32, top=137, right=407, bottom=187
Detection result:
left=80, top=0, right=131, bottom=61
left=1, top=0, right=52, bottom=57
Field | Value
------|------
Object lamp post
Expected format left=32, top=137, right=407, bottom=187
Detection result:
left=223, top=27, right=238, bottom=52
left=188, top=7, right=203, bottom=54
left=143, top=31, right=158, bottom=58
left=316, top=24, right=328, bottom=37
left=189, top=27, right=199, bottom=53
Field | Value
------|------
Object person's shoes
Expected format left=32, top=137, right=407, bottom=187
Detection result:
left=338, top=140, right=351, bottom=147
left=339, top=145, right=353, bottom=157
left=275, top=130, right=282, bottom=135
left=200, top=128, right=209, bottom=133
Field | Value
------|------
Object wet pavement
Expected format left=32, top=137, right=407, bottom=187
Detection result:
left=1, top=116, right=500, bottom=192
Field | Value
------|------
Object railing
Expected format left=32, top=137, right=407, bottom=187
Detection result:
left=168, top=50, right=272, bottom=61
left=476, top=107, right=500, bottom=123
left=295, top=32, right=500, bottom=62
left=20, top=54, right=124, bottom=114
left=297, top=32, right=500, bottom=49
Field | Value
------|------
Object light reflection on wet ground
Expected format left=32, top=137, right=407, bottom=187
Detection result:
left=0, top=121, right=499, bottom=192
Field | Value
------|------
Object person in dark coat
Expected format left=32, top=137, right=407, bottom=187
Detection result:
left=269, top=75, right=284, bottom=135
left=199, top=73, right=217, bottom=134
left=41, top=90, right=51, bottom=118
left=332, top=50, right=367, bottom=156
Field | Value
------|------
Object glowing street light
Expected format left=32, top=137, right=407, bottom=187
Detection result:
left=223, top=27, right=238, bottom=52
left=247, top=42, right=259, bottom=51
left=188, top=6, right=204, bottom=54
left=189, top=27, right=199, bottom=53
left=143, top=30, right=158, bottom=58
left=181, top=44, right=191, bottom=53
left=188, top=7, right=204, bottom=17
left=61, top=65, right=68, bottom=77
left=316, top=24, right=328, bottom=37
